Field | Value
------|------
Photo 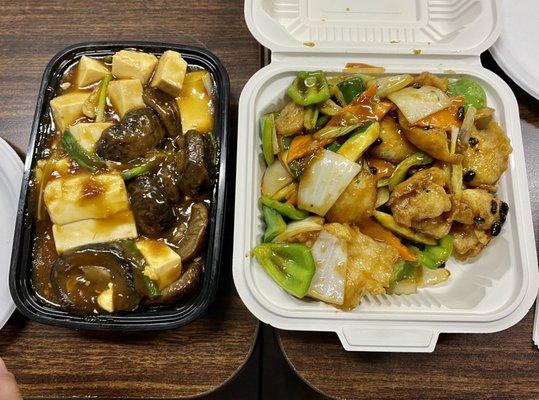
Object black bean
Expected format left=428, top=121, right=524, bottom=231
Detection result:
left=499, top=214, right=507, bottom=223
left=491, top=221, right=502, bottom=236
left=372, top=138, right=383, bottom=147
left=463, top=170, right=476, bottom=182
left=370, top=166, right=378, bottom=175
left=413, top=83, right=421, bottom=89
left=490, top=200, right=498, bottom=214
left=500, top=201, right=509, bottom=217
left=474, top=216, right=485, bottom=223
left=457, top=106, right=465, bottom=121
left=468, top=137, right=479, bottom=147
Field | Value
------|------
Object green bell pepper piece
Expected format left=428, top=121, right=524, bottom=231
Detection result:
left=262, top=206, right=287, bottom=242
left=337, top=76, right=366, bottom=104
left=281, top=136, right=293, bottom=150
left=447, top=78, right=486, bottom=110
left=391, top=261, right=419, bottom=284
left=252, top=242, right=316, bottom=298
left=388, top=152, right=433, bottom=191
left=303, top=105, right=319, bottom=131
left=61, top=130, right=107, bottom=172
left=261, top=196, right=309, bottom=220
left=287, top=71, right=330, bottom=106
left=410, top=234, right=453, bottom=270
left=260, top=113, right=276, bottom=166
left=326, top=141, right=342, bottom=152
left=337, top=122, right=380, bottom=161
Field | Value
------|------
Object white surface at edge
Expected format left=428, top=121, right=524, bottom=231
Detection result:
left=0, top=137, right=23, bottom=331
left=490, top=0, right=539, bottom=101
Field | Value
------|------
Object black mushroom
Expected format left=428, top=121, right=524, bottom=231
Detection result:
left=96, top=107, right=165, bottom=162
left=51, top=243, right=145, bottom=314
left=143, top=86, right=182, bottom=137
left=177, top=130, right=211, bottom=196
left=153, top=135, right=187, bottom=204
left=168, top=202, right=209, bottom=262
left=127, top=175, right=175, bottom=236
left=146, top=257, right=203, bottom=304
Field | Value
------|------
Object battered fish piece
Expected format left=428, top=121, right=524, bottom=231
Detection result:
left=451, top=223, right=491, bottom=260
left=462, top=121, right=512, bottom=187
left=275, top=101, right=304, bottom=136
left=454, top=189, right=501, bottom=230
left=402, top=125, right=462, bottom=164
left=326, top=169, right=376, bottom=223
left=388, top=168, right=452, bottom=227
left=369, top=116, right=418, bottom=163
left=324, top=223, right=399, bottom=310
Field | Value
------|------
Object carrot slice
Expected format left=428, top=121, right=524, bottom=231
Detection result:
left=358, top=218, right=417, bottom=261
left=328, top=84, right=378, bottom=126
left=415, top=96, right=465, bottom=131
left=287, top=135, right=332, bottom=163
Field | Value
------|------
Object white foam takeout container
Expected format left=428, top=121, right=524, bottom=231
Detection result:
left=233, top=0, right=539, bottom=352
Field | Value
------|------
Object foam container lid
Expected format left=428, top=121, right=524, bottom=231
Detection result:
left=234, top=0, right=539, bottom=352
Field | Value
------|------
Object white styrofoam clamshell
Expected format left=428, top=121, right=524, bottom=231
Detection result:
left=245, top=0, right=501, bottom=56
left=234, top=0, right=539, bottom=352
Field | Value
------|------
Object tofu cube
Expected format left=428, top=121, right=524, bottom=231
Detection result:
left=69, top=122, right=112, bottom=151
left=44, top=172, right=130, bottom=225
left=136, top=240, right=182, bottom=290
left=52, top=211, right=138, bottom=254
left=150, top=50, right=188, bottom=97
left=177, top=71, right=214, bottom=133
left=76, top=56, right=109, bottom=87
left=112, top=50, right=158, bottom=84
left=50, top=92, right=90, bottom=133
left=97, top=283, right=114, bottom=313
left=108, top=79, right=145, bottom=117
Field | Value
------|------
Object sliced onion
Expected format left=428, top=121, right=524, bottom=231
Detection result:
left=389, top=278, right=417, bottom=295
left=307, top=230, right=348, bottom=305
left=458, top=105, right=477, bottom=147
left=387, top=85, right=452, bottom=124
left=375, top=186, right=390, bottom=208
left=371, top=74, right=414, bottom=99
left=261, top=160, right=294, bottom=197
left=272, top=216, right=324, bottom=243
left=418, top=266, right=450, bottom=287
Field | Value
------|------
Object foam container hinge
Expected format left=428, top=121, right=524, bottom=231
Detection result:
left=234, top=0, right=539, bottom=352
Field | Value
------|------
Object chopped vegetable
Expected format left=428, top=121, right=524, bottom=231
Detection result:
left=357, top=219, right=417, bottom=261
left=388, top=152, right=433, bottom=190
left=95, top=73, right=112, bottom=123
left=319, top=99, right=342, bottom=116
left=307, top=230, right=347, bottom=305
left=298, top=149, right=361, bottom=216
left=337, top=122, right=380, bottom=161
left=260, top=113, right=276, bottom=165
left=262, top=206, right=287, bottom=242
left=82, top=84, right=101, bottom=118
left=271, top=182, right=298, bottom=202
left=342, top=63, right=386, bottom=74
left=389, top=277, right=418, bottom=295
left=447, top=78, right=486, bottom=110
left=261, top=196, right=309, bottom=220
left=60, top=130, right=107, bottom=172
left=373, top=211, right=437, bottom=245
left=121, top=152, right=166, bottom=180
left=252, top=243, right=316, bottom=298
left=272, top=216, right=324, bottom=243
left=387, top=85, right=452, bottom=124
left=415, top=97, right=464, bottom=131
left=326, top=141, right=342, bottom=152
left=371, top=74, right=414, bottom=98
left=303, top=105, right=319, bottom=131
left=410, top=234, right=453, bottom=270
left=458, top=105, right=477, bottom=147
left=312, top=123, right=360, bottom=140
left=287, top=71, right=330, bottom=106
left=126, top=241, right=161, bottom=299
left=314, top=114, right=331, bottom=130
left=261, top=160, right=294, bottom=197
left=327, top=84, right=378, bottom=126
left=391, top=261, right=419, bottom=284
left=377, top=178, right=389, bottom=188
left=418, top=266, right=450, bottom=287
left=337, top=76, right=366, bottom=104
left=374, top=186, right=390, bottom=208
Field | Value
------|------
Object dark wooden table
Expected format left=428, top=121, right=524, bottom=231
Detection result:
left=0, top=1, right=261, bottom=398
left=277, top=53, right=539, bottom=400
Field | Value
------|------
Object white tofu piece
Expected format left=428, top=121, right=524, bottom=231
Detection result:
left=68, top=122, right=112, bottom=151
left=108, top=79, right=145, bottom=117
left=76, top=56, right=109, bottom=87
left=112, top=50, right=158, bottom=84
left=150, top=50, right=188, bottom=97
left=44, top=172, right=130, bottom=225
left=136, top=240, right=182, bottom=290
left=97, top=283, right=114, bottom=312
left=52, top=211, right=138, bottom=254
left=50, top=92, right=90, bottom=133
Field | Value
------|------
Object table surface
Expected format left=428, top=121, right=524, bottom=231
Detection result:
left=278, top=53, right=539, bottom=400
left=1, top=2, right=538, bottom=399
left=0, top=1, right=260, bottom=398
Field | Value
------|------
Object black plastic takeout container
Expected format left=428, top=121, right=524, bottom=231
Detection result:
left=9, top=41, right=230, bottom=330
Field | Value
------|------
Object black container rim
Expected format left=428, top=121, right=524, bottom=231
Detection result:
left=9, top=41, right=230, bottom=331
